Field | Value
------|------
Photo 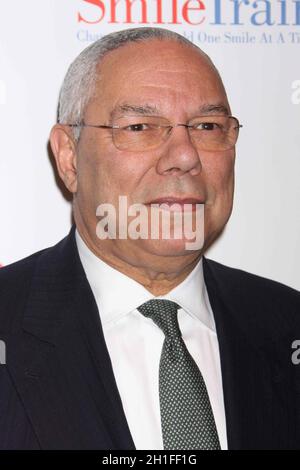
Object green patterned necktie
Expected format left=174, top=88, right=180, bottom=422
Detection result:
left=137, top=298, right=221, bottom=450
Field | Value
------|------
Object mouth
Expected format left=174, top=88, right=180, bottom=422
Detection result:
left=145, top=197, right=205, bottom=212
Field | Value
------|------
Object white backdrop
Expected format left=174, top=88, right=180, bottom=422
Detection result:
left=0, top=0, right=299, bottom=290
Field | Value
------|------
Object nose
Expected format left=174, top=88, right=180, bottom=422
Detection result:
left=156, top=125, right=202, bottom=177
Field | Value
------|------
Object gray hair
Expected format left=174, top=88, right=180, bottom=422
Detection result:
left=58, top=27, right=215, bottom=141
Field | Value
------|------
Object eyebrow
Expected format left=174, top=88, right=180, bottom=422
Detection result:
left=110, top=104, right=160, bottom=120
left=110, top=102, right=230, bottom=120
left=198, top=104, right=230, bottom=115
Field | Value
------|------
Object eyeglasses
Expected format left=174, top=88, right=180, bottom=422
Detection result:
left=66, top=115, right=242, bottom=152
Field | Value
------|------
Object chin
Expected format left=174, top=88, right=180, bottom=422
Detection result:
left=138, top=238, right=203, bottom=257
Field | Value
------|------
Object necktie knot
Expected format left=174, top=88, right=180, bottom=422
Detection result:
left=137, top=299, right=181, bottom=338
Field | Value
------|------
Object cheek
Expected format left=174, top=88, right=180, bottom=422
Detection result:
left=202, top=155, right=235, bottom=240
left=108, top=152, right=151, bottom=200
left=75, top=137, right=113, bottom=207
left=77, top=137, right=150, bottom=202
left=203, top=151, right=235, bottom=200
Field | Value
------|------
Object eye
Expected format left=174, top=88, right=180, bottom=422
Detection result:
left=194, top=122, right=222, bottom=131
left=124, top=123, right=150, bottom=132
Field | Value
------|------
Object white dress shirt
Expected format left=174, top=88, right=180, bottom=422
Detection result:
left=75, top=230, right=228, bottom=450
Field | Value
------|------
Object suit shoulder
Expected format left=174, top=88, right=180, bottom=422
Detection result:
left=205, top=257, right=300, bottom=305
left=0, top=249, right=46, bottom=286
left=204, top=258, right=300, bottom=342
left=0, top=229, right=75, bottom=334
left=0, top=229, right=72, bottom=288
left=0, top=247, right=50, bottom=332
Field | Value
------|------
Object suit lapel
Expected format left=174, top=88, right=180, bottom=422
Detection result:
left=7, top=226, right=135, bottom=450
left=203, top=257, right=293, bottom=449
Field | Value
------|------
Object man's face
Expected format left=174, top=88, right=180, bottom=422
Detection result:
left=73, top=39, right=235, bottom=260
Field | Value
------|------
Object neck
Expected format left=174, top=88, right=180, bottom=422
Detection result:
left=75, top=221, right=202, bottom=296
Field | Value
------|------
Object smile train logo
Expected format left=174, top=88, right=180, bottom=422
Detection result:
left=78, top=0, right=300, bottom=27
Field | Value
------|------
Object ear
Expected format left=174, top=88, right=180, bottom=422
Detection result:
left=50, top=124, right=78, bottom=194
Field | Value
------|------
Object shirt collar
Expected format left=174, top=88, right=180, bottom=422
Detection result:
left=75, top=229, right=215, bottom=332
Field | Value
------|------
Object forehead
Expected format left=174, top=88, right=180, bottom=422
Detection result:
left=87, top=39, right=228, bottom=118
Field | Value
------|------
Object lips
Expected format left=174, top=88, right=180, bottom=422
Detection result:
left=145, top=197, right=205, bottom=211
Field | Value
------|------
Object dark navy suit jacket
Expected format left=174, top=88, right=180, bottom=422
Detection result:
left=1, top=225, right=300, bottom=449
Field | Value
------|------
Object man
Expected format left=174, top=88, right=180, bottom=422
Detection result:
left=0, top=27, right=299, bottom=450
